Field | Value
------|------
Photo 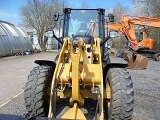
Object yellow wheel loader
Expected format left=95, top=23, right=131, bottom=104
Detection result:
left=24, top=8, right=137, bottom=120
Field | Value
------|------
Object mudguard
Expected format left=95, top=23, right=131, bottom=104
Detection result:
left=35, top=60, right=56, bottom=66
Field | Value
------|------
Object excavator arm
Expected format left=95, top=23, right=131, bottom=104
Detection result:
left=122, top=14, right=160, bottom=50
left=106, top=23, right=148, bottom=69
left=106, top=16, right=151, bottom=69
left=108, top=14, right=160, bottom=51
left=123, top=14, right=160, bottom=28
left=106, top=14, right=160, bottom=67
left=107, top=23, right=139, bottom=51
left=106, top=23, right=122, bottom=32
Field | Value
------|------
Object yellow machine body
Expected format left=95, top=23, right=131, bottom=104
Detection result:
left=48, top=37, right=110, bottom=119
left=24, top=8, right=136, bottom=120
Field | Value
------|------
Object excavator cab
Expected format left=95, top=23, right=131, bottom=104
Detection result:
left=135, top=31, right=154, bottom=50
left=135, top=31, right=143, bottom=42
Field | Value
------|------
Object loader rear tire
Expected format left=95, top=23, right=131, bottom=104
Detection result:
left=106, top=68, right=134, bottom=120
left=24, top=66, right=55, bottom=119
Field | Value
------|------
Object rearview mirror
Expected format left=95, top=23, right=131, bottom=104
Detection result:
left=109, top=31, right=119, bottom=38
left=108, top=14, right=114, bottom=22
left=45, top=29, right=63, bottom=45
left=44, top=30, right=54, bottom=38
left=53, top=13, right=59, bottom=21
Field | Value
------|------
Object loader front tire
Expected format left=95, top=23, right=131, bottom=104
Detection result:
left=24, top=66, right=54, bottom=119
left=106, top=68, right=134, bottom=120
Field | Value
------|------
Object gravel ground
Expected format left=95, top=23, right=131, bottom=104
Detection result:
left=0, top=52, right=58, bottom=106
left=130, top=60, right=160, bottom=120
left=0, top=53, right=160, bottom=120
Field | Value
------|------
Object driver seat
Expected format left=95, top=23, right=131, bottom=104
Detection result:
left=75, top=23, right=93, bottom=44
left=76, top=23, right=88, bottom=35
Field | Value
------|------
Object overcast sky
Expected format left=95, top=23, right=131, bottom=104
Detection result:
left=0, top=0, right=132, bottom=24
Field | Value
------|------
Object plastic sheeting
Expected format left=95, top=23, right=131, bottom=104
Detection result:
left=0, top=21, right=33, bottom=57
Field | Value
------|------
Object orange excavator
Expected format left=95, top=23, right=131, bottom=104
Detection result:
left=107, top=14, right=160, bottom=60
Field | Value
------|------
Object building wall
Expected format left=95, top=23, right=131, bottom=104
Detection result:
left=18, top=27, right=61, bottom=51
left=29, top=29, right=60, bottom=50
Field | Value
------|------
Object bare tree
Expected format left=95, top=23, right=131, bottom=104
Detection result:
left=112, top=3, right=129, bottom=23
left=145, top=0, right=160, bottom=50
left=145, top=0, right=160, bottom=17
left=110, top=3, right=130, bottom=49
left=132, top=0, right=152, bottom=16
left=20, top=0, right=65, bottom=50
left=133, top=0, right=160, bottom=51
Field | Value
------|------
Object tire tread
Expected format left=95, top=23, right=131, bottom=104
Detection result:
left=107, top=68, right=134, bottom=120
left=24, top=66, right=53, bottom=118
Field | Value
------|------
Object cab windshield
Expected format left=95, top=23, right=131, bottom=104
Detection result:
left=68, top=10, right=99, bottom=37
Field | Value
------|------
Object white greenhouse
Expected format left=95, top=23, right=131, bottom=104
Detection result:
left=0, top=20, right=33, bottom=57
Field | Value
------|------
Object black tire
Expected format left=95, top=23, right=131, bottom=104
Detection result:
left=106, top=68, right=134, bottom=120
left=24, top=66, right=55, bottom=119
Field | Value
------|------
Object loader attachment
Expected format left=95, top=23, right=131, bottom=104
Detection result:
left=123, top=50, right=148, bottom=69
left=61, top=103, right=86, bottom=120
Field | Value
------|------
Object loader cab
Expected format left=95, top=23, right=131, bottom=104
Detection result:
left=58, top=8, right=106, bottom=58
left=62, top=8, right=105, bottom=41
left=52, top=8, right=111, bottom=58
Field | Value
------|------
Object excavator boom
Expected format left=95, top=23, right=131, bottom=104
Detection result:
left=123, top=15, right=160, bottom=28
left=122, top=14, right=160, bottom=50
left=107, top=14, right=160, bottom=65
left=106, top=14, right=160, bottom=68
left=107, top=14, right=160, bottom=51
left=108, top=23, right=139, bottom=51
